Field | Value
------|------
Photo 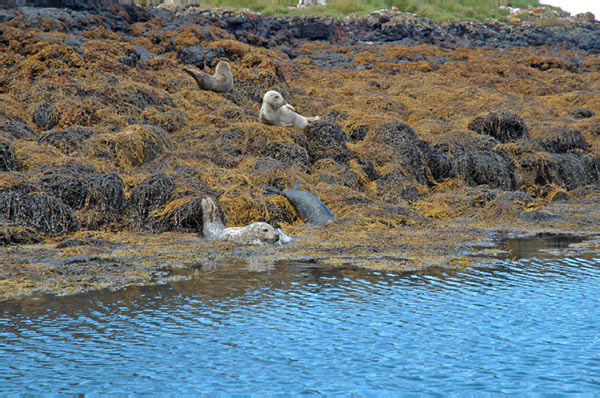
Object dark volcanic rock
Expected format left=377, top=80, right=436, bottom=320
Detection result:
left=468, top=110, right=528, bottom=143
left=179, top=45, right=225, bottom=67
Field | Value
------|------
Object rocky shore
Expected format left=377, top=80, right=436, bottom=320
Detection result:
left=1, top=4, right=599, bottom=300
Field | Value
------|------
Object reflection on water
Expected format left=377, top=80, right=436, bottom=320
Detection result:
left=1, top=235, right=599, bottom=394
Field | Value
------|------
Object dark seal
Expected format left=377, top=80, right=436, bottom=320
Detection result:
left=266, top=183, right=333, bottom=226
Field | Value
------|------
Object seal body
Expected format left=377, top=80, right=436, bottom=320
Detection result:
left=259, top=90, right=321, bottom=128
left=266, top=184, right=333, bottom=226
left=184, top=61, right=233, bottom=93
left=201, top=197, right=280, bottom=245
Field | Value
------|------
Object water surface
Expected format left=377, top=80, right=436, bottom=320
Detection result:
left=1, top=235, right=599, bottom=394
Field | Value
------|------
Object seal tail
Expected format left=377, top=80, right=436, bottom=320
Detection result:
left=266, top=186, right=284, bottom=196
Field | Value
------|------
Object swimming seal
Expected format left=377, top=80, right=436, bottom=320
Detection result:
left=201, top=197, right=280, bottom=245
left=183, top=61, right=233, bottom=93
left=259, top=90, right=321, bottom=128
left=266, top=183, right=333, bottom=226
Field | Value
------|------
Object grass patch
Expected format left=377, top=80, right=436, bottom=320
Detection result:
left=138, top=0, right=545, bottom=20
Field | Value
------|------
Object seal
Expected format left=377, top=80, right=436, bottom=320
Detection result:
left=201, top=197, right=280, bottom=245
left=183, top=61, right=233, bottom=93
left=266, top=183, right=333, bottom=226
left=259, top=90, right=321, bottom=128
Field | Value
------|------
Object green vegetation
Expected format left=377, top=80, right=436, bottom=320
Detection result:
left=135, top=0, right=544, bottom=20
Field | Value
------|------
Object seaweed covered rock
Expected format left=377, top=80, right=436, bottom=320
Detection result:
left=569, top=108, right=594, bottom=119
left=518, top=151, right=599, bottom=190
left=367, top=122, right=428, bottom=185
left=179, top=45, right=225, bottom=67
left=81, top=173, right=125, bottom=229
left=0, top=120, right=37, bottom=141
left=418, top=141, right=456, bottom=184
left=468, top=110, right=528, bottom=143
left=0, top=140, right=17, bottom=171
left=32, top=102, right=60, bottom=131
left=38, top=127, right=96, bottom=155
left=377, top=169, right=423, bottom=204
left=35, top=163, right=96, bottom=210
left=150, top=196, right=204, bottom=233
left=262, top=142, right=311, bottom=170
left=0, top=182, right=79, bottom=236
left=128, top=173, right=176, bottom=229
left=84, top=124, right=173, bottom=170
left=0, top=222, right=42, bottom=245
left=303, top=122, right=350, bottom=164
left=456, top=149, right=521, bottom=190
left=537, top=125, right=588, bottom=153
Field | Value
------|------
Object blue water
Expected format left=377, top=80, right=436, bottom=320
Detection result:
left=1, top=238, right=599, bottom=394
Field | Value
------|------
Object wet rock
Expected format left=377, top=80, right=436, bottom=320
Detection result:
left=569, top=108, right=594, bottom=119
left=33, top=103, right=60, bottom=131
left=456, top=149, right=521, bottom=190
left=538, top=125, right=587, bottom=153
left=38, top=127, right=96, bottom=155
left=0, top=120, right=37, bottom=140
left=0, top=140, right=17, bottom=171
left=303, top=122, right=350, bottom=164
left=468, top=110, right=528, bottom=143
left=128, top=173, right=176, bottom=229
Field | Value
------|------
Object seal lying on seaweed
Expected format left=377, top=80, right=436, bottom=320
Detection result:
left=201, top=197, right=280, bottom=245
left=259, top=90, right=321, bottom=128
left=183, top=61, right=233, bottom=93
left=266, top=183, right=333, bottom=226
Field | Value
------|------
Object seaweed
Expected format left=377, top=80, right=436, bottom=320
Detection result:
left=468, top=110, right=529, bottom=143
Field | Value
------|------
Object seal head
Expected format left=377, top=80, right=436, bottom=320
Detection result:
left=201, top=197, right=281, bottom=245
left=259, top=90, right=320, bottom=128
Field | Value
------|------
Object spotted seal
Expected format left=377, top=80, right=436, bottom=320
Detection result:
left=266, top=183, right=333, bottom=226
left=183, top=61, right=233, bottom=93
left=259, top=90, right=321, bottom=128
left=201, top=197, right=280, bottom=245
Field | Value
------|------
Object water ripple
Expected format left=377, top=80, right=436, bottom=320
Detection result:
left=1, top=254, right=599, bottom=394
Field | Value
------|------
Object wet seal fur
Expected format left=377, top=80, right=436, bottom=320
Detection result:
left=266, top=183, right=333, bottom=226
left=201, top=197, right=280, bottom=245
left=183, top=61, right=233, bottom=93
left=259, top=90, right=321, bottom=128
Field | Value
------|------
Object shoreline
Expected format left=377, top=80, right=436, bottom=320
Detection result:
left=1, top=5, right=599, bottom=301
